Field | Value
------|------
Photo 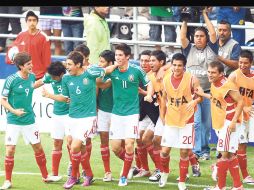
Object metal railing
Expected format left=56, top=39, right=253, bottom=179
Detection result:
left=1, top=8, right=254, bottom=59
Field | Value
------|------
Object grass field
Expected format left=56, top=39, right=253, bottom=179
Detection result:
left=0, top=132, right=254, bottom=190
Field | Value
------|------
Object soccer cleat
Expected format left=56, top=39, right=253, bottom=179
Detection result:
left=200, top=153, right=210, bottom=161
left=103, top=172, right=112, bottom=182
left=178, top=182, right=188, bottom=190
left=133, top=169, right=150, bottom=178
left=127, top=166, right=137, bottom=179
left=176, top=174, right=190, bottom=181
left=192, top=163, right=201, bottom=177
left=242, top=175, right=254, bottom=185
left=66, top=162, right=72, bottom=177
left=43, top=175, right=62, bottom=182
left=81, top=176, right=95, bottom=187
left=0, top=180, right=12, bottom=190
left=211, top=164, right=218, bottom=182
left=159, top=172, right=169, bottom=188
left=148, top=169, right=161, bottom=182
left=63, top=176, right=78, bottom=189
left=118, top=176, right=128, bottom=186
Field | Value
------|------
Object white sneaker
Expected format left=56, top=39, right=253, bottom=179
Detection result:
left=243, top=175, right=254, bottom=185
left=178, top=182, right=188, bottom=190
left=133, top=169, right=150, bottom=178
left=176, top=174, right=190, bottom=181
left=103, top=172, right=112, bottom=182
left=203, top=185, right=225, bottom=190
left=211, top=164, right=217, bottom=182
left=231, top=185, right=244, bottom=190
left=43, top=175, right=62, bottom=182
left=127, top=166, right=136, bottom=179
left=149, top=169, right=161, bottom=182
left=0, top=180, right=12, bottom=190
left=159, top=172, right=169, bottom=188
left=118, top=176, right=127, bottom=186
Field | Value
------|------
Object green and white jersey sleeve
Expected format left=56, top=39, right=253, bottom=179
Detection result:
left=62, top=67, right=105, bottom=118
left=1, top=72, right=36, bottom=125
left=108, top=63, right=150, bottom=116
left=42, top=73, right=69, bottom=115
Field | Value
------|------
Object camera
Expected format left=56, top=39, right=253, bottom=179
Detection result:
left=180, top=7, right=208, bottom=22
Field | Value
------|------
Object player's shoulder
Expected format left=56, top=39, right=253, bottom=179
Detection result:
left=129, top=63, right=144, bottom=73
left=5, top=73, right=19, bottom=87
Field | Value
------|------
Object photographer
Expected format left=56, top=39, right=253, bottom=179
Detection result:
left=180, top=7, right=219, bottom=161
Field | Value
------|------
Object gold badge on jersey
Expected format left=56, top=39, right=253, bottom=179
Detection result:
left=83, top=78, right=88, bottom=85
left=128, top=74, right=134, bottom=82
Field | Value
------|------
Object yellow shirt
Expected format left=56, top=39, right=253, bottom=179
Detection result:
left=163, top=72, right=194, bottom=128
left=235, top=69, right=254, bottom=121
left=210, top=79, right=238, bottom=130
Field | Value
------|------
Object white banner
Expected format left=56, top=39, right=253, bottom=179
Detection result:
left=0, top=79, right=55, bottom=133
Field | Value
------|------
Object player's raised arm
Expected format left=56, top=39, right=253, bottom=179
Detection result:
left=41, top=87, right=68, bottom=102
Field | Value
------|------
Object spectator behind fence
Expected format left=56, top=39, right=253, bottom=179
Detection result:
left=61, top=6, right=84, bottom=55
left=217, top=20, right=241, bottom=77
left=217, top=7, right=247, bottom=46
left=39, top=6, right=63, bottom=55
left=149, top=6, right=176, bottom=54
left=84, top=7, right=111, bottom=65
left=180, top=7, right=219, bottom=161
left=7, top=11, right=51, bottom=80
left=0, top=6, right=22, bottom=52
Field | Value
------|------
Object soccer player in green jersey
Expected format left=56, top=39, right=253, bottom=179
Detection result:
left=35, top=61, right=70, bottom=182
left=96, top=50, right=115, bottom=182
left=107, top=43, right=153, bottom=186
left=0, top=52, right=59, bottom=190
left=42, top=51, right=118, bottom=189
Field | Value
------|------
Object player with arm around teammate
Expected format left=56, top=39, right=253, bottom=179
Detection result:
left=195, top=61, right=244, bottom=190
left=0, top=52, right=60, bottom=190
left=42, top=51, right=118, bottom=189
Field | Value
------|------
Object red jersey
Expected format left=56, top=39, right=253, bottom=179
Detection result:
left=7, top=30, right=51, bottom=80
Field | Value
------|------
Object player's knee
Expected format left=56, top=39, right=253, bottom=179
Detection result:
left=180, top=149, right=189, bottom=158
left=53, top=139, right=63, bottom=150
left=6, top=145, right=15, bottom=156
left=32, top=143, right=43, bottom=153
left=152, top=137, right=161, bottom=147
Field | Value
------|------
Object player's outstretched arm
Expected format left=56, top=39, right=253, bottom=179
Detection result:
left=96, top=78, right=112, bottom=89
left=156, top=63, right=172, bottom=80
left=105, top=62, right=119, bottom=75
left=144, top=82, right=154, bottom=103
left=33, top=79, right=44, bottom=89
left=1, top=97, right=26, bottom=116
left=41, top=87, right=68, bottom=102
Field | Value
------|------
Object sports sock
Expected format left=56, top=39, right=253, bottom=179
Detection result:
left=52, top=150, right=62, bottom=176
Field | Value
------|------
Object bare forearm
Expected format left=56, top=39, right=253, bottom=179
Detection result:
left=1, top=98, right=16, bottom=114
left=217, top=56, right=238, bottom=69
left=48, top=93, right=68, bottom=102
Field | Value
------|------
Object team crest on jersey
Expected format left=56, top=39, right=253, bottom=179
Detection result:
left=128, top=74, right=134, bottom=82
left=83, top=78, right=89, bottom=85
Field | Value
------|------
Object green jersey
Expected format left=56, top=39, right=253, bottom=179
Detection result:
left=42, top=73, right=69, bottom=115
left=97, top=76, right=113, bottom=113
left=108, top=63, right=150, bottom=116
left=1, top=72, right=36, bottom=125
left=150, top=7, right=173, bottom=17
left=62, top=66, right=105, bottom=118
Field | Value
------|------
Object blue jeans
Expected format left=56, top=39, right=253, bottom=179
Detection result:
left=149, top=16, right=176, bottom=42
left=62, top=22, right=84, bottom=55
left=193, top=97, right=211, bottom=157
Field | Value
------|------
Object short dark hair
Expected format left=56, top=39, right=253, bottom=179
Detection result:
left=25, top=11, right=38, bottom=22
left=151, top=50, right=167, bottom=66
left=171, top=53, right=187, bottom=67
left=14, top=52, right=31, bottom=70
left=99, top=50, right=115, bottom=63
left=139, top=50, right=151, bottom=58
left=115, top=43, right=131, bottom=56
left=219, top=19, right=231, bottom=30
left=66, top=51, right=84, bottom=68
left=74, top=44, right=90, bottom=58
left=240, top=50, right=253, bottom=63
left=194, top=26, right=209, bottom=41
left=209, top=61, right=224, bottom=73
left=47, top=61, right=66, bottom=76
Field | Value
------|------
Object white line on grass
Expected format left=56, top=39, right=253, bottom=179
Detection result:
left=0, top=171, right=253, bottom=190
